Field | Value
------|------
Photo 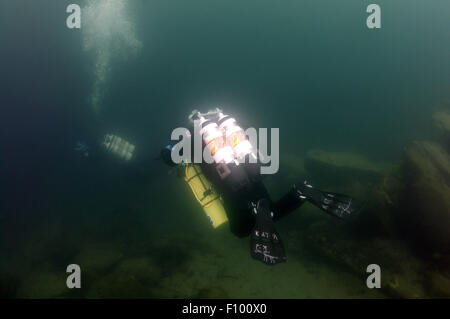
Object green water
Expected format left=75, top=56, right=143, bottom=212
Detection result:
left=1, top=0, right=449, bottom=298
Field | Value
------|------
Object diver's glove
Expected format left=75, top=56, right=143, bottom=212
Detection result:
left=250, top=198, right=287, bottom=266
left=295, top=181, right=362, bottom=221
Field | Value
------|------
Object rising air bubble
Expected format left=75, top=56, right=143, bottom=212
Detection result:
left=82, top=0, right=142, bottom=113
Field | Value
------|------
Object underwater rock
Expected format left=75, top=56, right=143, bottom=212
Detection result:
left=195, top=286, right=229, bottom=299
left=304, top=149, right=390, bottom=186
left=285, top=212, right=429, bottom=298
left=294, top=226, right=428, bottom=298
left=359, top=169, right=402, bottom=237
left=73, top=244, right=123, bottom=275
left=399, top=141, right=450, bottom=253
left=86, top=271, right=150, bottom=299
left=383, top=273, right=425, bottom=299
left=17, top=271, right=67, bottom=299
left=432, top=109, right=450, bottom=151
left=426, top=271, right=450, bottom=298
left=115, top=257, right=162, bottom=284
left=357, top=137, right=450, bottom=278
left=0, top=273, right=20, bottom=298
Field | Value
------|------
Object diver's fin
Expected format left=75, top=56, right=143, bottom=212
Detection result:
left=250, top=198, right=287, bottom=265
left=295, top=181, right=363, bottom=221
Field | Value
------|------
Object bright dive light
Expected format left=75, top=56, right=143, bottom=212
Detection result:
left=199, top=115, right=235, bottom=164
left=218, top=112, right=256, bottom=160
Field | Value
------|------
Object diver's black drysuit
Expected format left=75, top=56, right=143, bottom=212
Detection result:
left=163, top=122, right=305, bottom=237
left=200, top=158, right=304, bottom=238
left=162, top=122, right=361, bottom=265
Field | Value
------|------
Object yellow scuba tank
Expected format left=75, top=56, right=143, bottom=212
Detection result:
left=184, top=164, right=228, bottom=228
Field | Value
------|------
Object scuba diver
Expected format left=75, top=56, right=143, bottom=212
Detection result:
left=160, top=109, right=362, bottom=266
left=75, top=134, right=136, bottom=163
left=73, top=133, right=155, bottom=179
